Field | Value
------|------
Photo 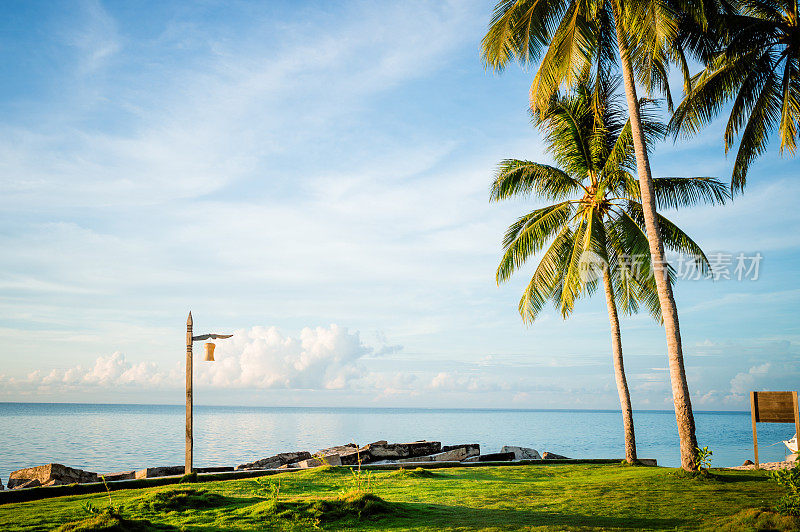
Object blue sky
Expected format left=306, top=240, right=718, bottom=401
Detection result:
left=0, top=0, right=798, bottom=410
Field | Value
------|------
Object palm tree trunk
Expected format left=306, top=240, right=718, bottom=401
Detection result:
left=603, top=269, right=637, bottom=463
left=612, top=4, right=698, bottom=470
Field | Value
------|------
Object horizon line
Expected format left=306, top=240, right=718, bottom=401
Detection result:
left=0, top=401, right=750, bottom=415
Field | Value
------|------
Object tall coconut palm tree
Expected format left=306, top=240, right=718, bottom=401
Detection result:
left=491, top=75, right=728, bottom=464
left=481, top=0, right=708, bottom=469
left=671, top=0, right=800, bottom=191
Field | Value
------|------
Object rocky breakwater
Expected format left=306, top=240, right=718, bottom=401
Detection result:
left=5, top=441, right=578, bottom=490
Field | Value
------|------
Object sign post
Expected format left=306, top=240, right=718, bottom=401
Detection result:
left=750, top=391, right=799, bottom=468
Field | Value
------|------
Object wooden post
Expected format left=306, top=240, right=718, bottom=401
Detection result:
left=750, top=391, right=799, bottom=469
left=750, top=391, right=759, bottom=468
left=185, top=311, right=193, bottom=475
left=794, top=392, right=800, bottom=460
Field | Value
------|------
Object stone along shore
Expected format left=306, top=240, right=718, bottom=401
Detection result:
left=1, top=440, right=581, bottom=490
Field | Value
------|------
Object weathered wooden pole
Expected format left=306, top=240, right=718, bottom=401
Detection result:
left=185, top=311, right=193, bottom=475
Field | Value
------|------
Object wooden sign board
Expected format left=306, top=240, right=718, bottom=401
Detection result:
left=750, top=391, right=799, bottom=468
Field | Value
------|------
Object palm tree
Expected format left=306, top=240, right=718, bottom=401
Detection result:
left=491, top=76, right=728, bottom=463
left=481, top=0, right=707, bottom=470
left=671, top=0, right=800, bottom=191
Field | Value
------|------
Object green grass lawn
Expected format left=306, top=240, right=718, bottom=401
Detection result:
left=1, top=464, right=798, bottom=531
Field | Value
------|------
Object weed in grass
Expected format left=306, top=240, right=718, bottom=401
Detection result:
left=347, top=444, right=374, bottom=494
left=254, top=477, right=282, bottom=505
left=81, top=475, right=123, bottom=518
left=134, top=487, right=226, bottom=513
left=771, top=464, right=800, bottom=516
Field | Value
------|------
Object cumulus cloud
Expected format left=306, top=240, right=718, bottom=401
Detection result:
left=7, top=324, right=377, bottom=393
left=196, top=324, right=371, bottom=390
left=730, top=362, right=772, bottom=394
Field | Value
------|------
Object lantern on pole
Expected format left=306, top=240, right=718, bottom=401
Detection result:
left=203, top=342, right=216, bottom=362
left=185, top=312, right=233, bottom=474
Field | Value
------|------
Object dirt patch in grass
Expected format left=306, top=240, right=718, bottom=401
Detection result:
left=389, top=467, right=441, bottom=479
left=133, top=487, right=227, bottom=512
left=707, top=507, right=800, bottom=531
left=55, top=509, right=169, bottom=531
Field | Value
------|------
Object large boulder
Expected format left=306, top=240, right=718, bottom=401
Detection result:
left=442, top=444, right=480, bottom=458
left=0, top=476, right=4, bottom=490
left=8, top=463, right=99, bottom=489
left=317, top=444, right=364, bottom=466
left=363, top=441, right=441, bottom=461
left=541, top=452, right=570, bottom=460
left=501, top=446, right=541, bottom=460
left=236, top=452, right=312, bottom=471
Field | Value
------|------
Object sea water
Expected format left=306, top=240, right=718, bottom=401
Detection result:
left=0, top=403, right=794, bottom=482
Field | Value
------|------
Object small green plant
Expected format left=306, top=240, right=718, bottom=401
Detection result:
left=694, top=446, right=713, bottom=472
left=770, top=464, right=800, bottom=516
left=81, top=475, right=121, bottom=516
left=255, top=477, right=282, bottom=506
left=346, top=442, right=374, bottom=494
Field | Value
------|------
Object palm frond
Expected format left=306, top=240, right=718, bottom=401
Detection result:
left=490, top=159, right=582, bottom=201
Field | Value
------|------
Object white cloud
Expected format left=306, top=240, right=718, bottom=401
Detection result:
left=3, top=324, right=377, bottom=394
left=730, top=362, right=772, bottom=394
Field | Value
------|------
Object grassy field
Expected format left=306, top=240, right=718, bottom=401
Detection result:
left=1, top=463, right=798, bottom=531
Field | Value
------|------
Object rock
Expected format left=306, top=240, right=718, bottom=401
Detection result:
left=0, top=477, right=4, bottom=490
left=14, top=479, right=41, bottom=489
left=637, top=459, right=657, bottom=466
left=788, top=454, right=798, bottom=463
left=295, top=454, right=343, bottom=468
left=442, top=444, right=481, bottom=459
left=134, top=466, right=184, bottom=479
left=318, top=444, right=357, bottom=455
left=236, top=451, right=312, bottom=471
left=101, top=471, right=136, bottom=482
left=478, top=452, right=516, bottom=462
left=541, top=452, right=570, bottom=460
left=318, top=444, right=365, bottom=466
left=8, top=463, right=99, bottom=489
left=397, top=446, right=476, bottom=463
left=742, top=459, right=754, bottom=466
left=363, top=441, right=442, bottom=460
left=462, top=455, right=480, bottom=463
left=501, top=446, right=541, bottom=460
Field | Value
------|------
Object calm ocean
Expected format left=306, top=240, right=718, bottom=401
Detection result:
left=0, top=403, right=794, bottom=483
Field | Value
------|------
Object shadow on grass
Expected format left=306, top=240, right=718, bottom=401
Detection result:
left=396, top=501, right=689, bottom=530
left=389, top=467, right=443, bottom=479
left=131, top=487, right=251, bottom=514
left=669, top=469, right=772, bottom=484
left=55, top=508, right=180, bottom=531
